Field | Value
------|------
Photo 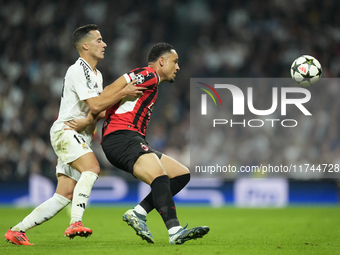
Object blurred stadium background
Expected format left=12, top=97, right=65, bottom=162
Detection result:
left=0, top=0, right=340, bottom=207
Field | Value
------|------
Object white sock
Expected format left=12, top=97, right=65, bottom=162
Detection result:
left=70, top=171, right=98, bottom=224
left=12, top=193, right=70, bottom=232
left=168, top=226, right=182, bottom=235
left=133, top=204, right=147, bottom=217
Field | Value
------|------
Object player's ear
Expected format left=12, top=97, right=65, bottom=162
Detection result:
left=82, top=42, right=89, bottom=51
left=158, top=56, right=165, bottom=67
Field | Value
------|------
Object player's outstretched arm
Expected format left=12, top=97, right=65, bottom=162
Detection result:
left=86, top=77, right=146, bottom=114
left=64, top=77, right=146, bottom=132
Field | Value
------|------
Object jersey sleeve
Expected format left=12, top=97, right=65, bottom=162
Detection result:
left=72, top=65, right=99, bottom=101
left=97, top=70, right=104, bottom=92
left=123, top=67, right=158, bottom=88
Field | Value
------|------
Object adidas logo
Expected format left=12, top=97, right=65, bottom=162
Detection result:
left=77, top=203, right=86, bottom=209
left=14, top=236, right=26, bottom=242
left=298, top=66, right=307, bottom=74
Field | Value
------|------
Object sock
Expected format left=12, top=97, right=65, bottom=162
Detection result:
left=168, top=226, right=182, bottom=235
left=133, top=204, right=147, bottom=217
left=151, top=175, right=180, bottom=230
left=140, top=173, right=190, bottom=214
left=70, top=171, right=98, bottom=224
left=12, top=193, right=70, bottom=232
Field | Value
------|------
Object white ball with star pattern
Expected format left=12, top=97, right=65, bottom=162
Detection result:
left=290, top=55, right=322, bottom=86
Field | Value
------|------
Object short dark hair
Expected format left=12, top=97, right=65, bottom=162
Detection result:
left=147, top=43, right=175, bottom=63
left=72, top=24, right=99, bottom=49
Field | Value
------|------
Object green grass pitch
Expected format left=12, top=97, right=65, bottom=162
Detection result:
left=1, top=206, right=340, bottom=255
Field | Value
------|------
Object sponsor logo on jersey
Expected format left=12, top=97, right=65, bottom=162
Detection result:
left=87, top=89, right=96, bottom=94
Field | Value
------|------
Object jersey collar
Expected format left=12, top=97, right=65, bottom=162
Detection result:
left=79, top=57, right=97, bottom=73
left=148, top=66, right=160, bottom=85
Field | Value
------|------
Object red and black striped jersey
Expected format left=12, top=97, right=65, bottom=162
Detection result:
left=102, top=66, right=160, bottom=137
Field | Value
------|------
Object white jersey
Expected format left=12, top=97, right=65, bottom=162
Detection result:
left=50, top=58, right=103, bottom=145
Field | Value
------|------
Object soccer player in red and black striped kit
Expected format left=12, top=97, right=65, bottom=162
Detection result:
left=101, top=43, right=209, bottom=245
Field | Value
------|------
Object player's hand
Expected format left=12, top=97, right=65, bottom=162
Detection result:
left=123, top=79, right=147, bottom=98
left=64, top=118, right=91, bottom=133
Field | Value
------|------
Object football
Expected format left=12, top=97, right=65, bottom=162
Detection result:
left=290, top=55, right=322, bottom=86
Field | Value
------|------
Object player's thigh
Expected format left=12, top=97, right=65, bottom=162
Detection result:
left=133, top=153, right=167, bottom=185
left=160, top=154, right=189, bottom=179
left=55, top=174, right=77, bottom=200
left=69, top=152, right=100, bottom=175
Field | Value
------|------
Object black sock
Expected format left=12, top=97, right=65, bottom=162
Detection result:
left=140, top=173, right=190, bottom=213
left=150, top=175, right=180, bottom=229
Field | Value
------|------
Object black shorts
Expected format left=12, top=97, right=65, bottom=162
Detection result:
left=101, top=130, right=162, bottom=175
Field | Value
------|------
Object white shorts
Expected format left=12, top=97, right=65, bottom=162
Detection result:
left=55, top=160, right=81, bottom=181
left=51, top=129, right=93, bottom=181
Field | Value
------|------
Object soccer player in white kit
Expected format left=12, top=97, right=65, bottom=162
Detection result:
left=5, top=24, right=144, bottom=245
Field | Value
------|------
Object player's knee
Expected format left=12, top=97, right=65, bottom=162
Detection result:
left=63, top=192, right=73, bottom=201
left=87, top=164, right=100, bottom=175
left=183, top=171, right=191, bottom=186
left=133, top=165, right=166, bottom=185
left=150, top=172, right=167, bottom=182
left=175, top=165, right=190, bottom=177
left=182, top=165, right=190, bottom=175
left=140, top=169, right=166, bottom=185
left=56, top=189, right=74, bottom=200
left=185, top=170, right=191, bottom=179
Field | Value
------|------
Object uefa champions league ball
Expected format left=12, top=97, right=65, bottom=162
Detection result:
left=290, top=55, right=322, bottom=86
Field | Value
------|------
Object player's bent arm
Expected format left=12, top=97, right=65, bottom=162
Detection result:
left=85, top=76, right=127, bottom=115
left=64, top=110, right=105, bottom=132
left=64, top=110, right=97, bottom=132
left=85, top=77, right=144, bottom=114
left=82, top=109, right=105, bottom=124
left=76, top=109, right=105, bottom=127
left=97, top=110, right=106, bottom=120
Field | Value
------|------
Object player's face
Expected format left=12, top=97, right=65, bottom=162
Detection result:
left=87, top=30, right=107, bottom=60
left=162, top=49, right=180, bottom=83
